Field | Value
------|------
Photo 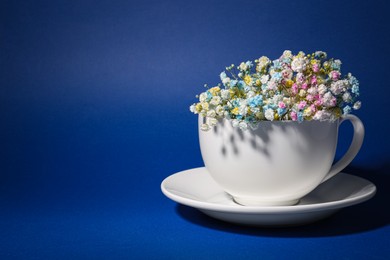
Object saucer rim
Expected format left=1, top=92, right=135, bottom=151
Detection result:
left=161, top=167, right=376, bottom=214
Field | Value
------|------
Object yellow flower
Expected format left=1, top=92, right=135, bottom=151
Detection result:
left=231, top=107, right=239, bottom=115
left=274, top=112, right=279, bottom=120
left=255, top=79, right=261, bottom=87
left=244, top=75, right=252, bottom=85
left=310, top=59, right=319, bottom=65
left=284, top=79, right=294, bottom=88
left=209, top=87, right=221, bottom=96
left=201, top=102, right=209, bottom=111
left=195, top=103, right=203, bottom=113
left=229, top=89, right=237, bottom=98
left=304, top=107, right=312, bottom=116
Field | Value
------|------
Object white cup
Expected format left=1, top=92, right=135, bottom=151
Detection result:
left=199, top=115, right=364, bottom=206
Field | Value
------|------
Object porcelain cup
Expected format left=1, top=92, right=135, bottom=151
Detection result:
left=199, top=115, right=364, bottom=206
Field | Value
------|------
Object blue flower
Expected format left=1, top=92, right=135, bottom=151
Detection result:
left=237, top=80, right=246, bottom=89
left=351, top=85, right=359, bottom=95
left=282, top=57, right=291, bottom=64
left=206, top=91, right=213, bottom=101
left=343, top=105, right=352, bottom=115
left=331, top=61, right=341, bottom=70
left=220, top=71, right=227, bottom=80
left=277, top=107, right=287, bottom=116
left=230, top=80, right=237, bottom=88
left=232, top=99, right=240, bottom=107
left=263, top=103, right=277, bottom=111
left=272, top=59, right=282, bottom=70
left=272, top=72, right=282, bottom=81
left=248, top=95, right=263, bottom=107
left=245, top=61, right=253, bottom=68
left=297, top=112, right=304, bottom=122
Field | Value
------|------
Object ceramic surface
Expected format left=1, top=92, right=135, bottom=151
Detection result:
left=199, top=115, right=365, bottom=206
left=161, top=167, right=376, bottom=226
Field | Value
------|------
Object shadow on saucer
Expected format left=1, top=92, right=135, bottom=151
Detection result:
left=175, top=165, right=389, bottom=237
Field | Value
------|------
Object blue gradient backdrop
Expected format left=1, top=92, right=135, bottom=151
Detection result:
left=1, top=0, right=389, bottom=259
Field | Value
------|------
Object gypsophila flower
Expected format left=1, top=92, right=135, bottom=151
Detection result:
left=208, top=117, right=218, bottom=126
left=343, top=105, right=352, bottom=115
left=200, top=123, right=210, bottom=131
left=190, top=50, right=362, bottom=130
left=353, top=101, right=362, bottom=110
left=291, top=56, right=308, bottom=72
left=265, top=108, right=275, bottom=121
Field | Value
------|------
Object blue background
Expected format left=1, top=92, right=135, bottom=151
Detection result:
left=1, top=0, right=389, bottom=258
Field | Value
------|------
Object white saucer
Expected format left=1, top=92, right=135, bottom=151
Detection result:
left=161, top=167, right=376, bottom=226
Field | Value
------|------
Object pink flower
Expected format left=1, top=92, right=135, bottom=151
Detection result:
left=314, top=99, right=323, bottom=107
left=278, top=101, right=286, bottom=109
left=282, top=69, right=293, bottom=79
left=298, top=101, right=307, bottom=110
left=292, top=83, right=299, bottom=95
left=290, top=111, right=297, bottom=121
left=296, top=73, right=305, bottom=83
left=330, top=71, right=341, bottom=81
left=306, top=94, right=314, bottom=102
left=311, top=76, right=317, bottom=85
left=301, top=83, right=308, bottom=90
left=310, top=104, right=316, bottom=113
left=330, top=97, right=337, bottom=106
left=312, top=63, right=319, bottom=72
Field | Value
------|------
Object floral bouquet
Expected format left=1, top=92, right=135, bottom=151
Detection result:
left=190, top=50, right=361, bottom=131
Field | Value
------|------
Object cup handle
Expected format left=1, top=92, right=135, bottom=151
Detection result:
left=321, top=114, right=365, bottom=183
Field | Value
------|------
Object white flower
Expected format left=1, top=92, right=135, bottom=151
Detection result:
left=239, top=62, right=248, bottom=71
left=208, top=118, right=218, bottom=126
left=189, top=104, right=196, bottom=113
left=307, top=87, right=318, bottom=95
left=201, top=102, right=209, bottom=111
left=330, top=80, right=347, bottom=95
left=322, top=92, right=336, bottom=107
left=313, top=110, right=335, bottom=121
left=342, top=92, right=352, bottom=102
left=291, top=57, right=308, bottom=72
left=334, top=59, right=342, bottom=67
left=257, top=56, right=270, bottom=71
left=199, top=93, right=207, bottom=102
left=222, top=77, right=230, bottom=85
left=281, top=69, right=293, bottom=79
left=239, top=105, right=248, bottom=116
left=296, top=72, right=305, bottom=83
left=216, top=105, right=224, bottom=116
left=272, top=94, right=283, bottom=104
left=260, top=75, right=269, bottom=84
left=221, top=89, right=230, bottom=100
left=200, top=123, right=210, bottom=131
left=207, top=109, right=216, bottom=118
left=210, top=96, right=221, bottom=106
left=353, top=101, right=361, bottom=110
left=282, top=50, right=293, bottom=59
left=264, top=108, right=275, bottom=121
left=318, top=84, right=327, bottom=95
left=315, top=51, right=327, bottom=59
left=246, top=90, right=255, bottom=98
left=267, top=80, right=277, bottom=90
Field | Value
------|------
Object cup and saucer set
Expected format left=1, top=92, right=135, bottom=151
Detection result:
left=161, top=115, right=376, bottom=226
